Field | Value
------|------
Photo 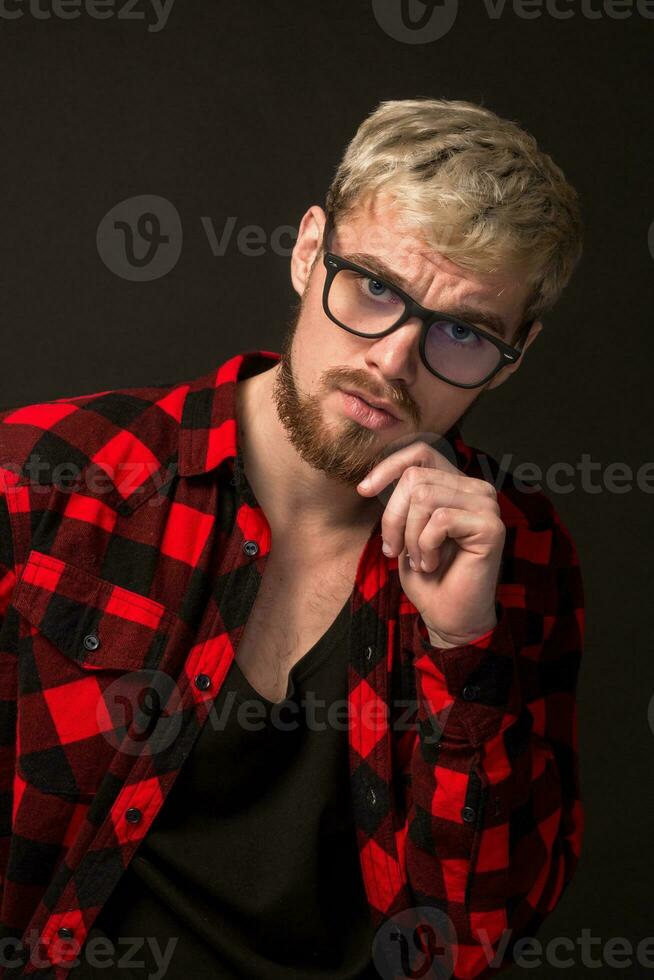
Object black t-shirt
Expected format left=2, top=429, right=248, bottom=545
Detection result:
left=70, top=588, right=379, bottom=980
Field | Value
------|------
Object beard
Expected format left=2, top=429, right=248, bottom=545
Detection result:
left=271, top=297, right=407, bottom=488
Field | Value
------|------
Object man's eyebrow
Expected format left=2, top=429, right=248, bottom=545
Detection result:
left=341, top=251, right=512, bottom=341
left=341, top=251, right=417, bottom=297
left=438, top=304, right=511, bottom=341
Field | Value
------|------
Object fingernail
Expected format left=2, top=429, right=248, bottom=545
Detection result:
left=408, top=556, right=416, bottom=570
left=382, top=541, right=393, bottom=556
left=359, top=478, right=371, bottom=489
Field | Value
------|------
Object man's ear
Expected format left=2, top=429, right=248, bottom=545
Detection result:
left=484, top=319, right=543, bottom=390
left=290, top=205, right=326, bottom=297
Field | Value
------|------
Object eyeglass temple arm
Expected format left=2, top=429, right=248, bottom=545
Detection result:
left=322, top=207, right=334, bottom=252
left=514, top=318, right=536, bottom=351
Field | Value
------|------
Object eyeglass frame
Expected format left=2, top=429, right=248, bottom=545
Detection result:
left=319, top=219, right=534, bottom=389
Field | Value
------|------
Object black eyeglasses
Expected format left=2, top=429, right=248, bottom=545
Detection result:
left=321, top=247, right=533, bottom=390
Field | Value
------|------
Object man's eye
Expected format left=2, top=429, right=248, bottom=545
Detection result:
left=367, top=278, right=387, bottom=297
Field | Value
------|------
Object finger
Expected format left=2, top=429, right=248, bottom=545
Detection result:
left=382, top=477, right=499, bottom=557
left=359, top=448, right=498, bottom=503
left=399, top=537, right=457, bottom=575
left=403, top=489, right=498, bottom=569
left=357, top=439, right=461, bottom=496
left=403, top=488, right=437, bottom=571
left=417, top=509, right=505, bottom=573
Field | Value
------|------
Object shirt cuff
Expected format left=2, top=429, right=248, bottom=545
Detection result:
left=413, top=599, right=522, bottom=746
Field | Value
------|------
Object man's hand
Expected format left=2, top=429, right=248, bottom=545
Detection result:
left=357, top=440, right=505, bottom=649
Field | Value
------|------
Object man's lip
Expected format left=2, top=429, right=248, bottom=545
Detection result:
left=340, top=387, right=401, bottom=420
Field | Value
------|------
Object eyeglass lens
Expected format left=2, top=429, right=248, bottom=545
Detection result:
left=328, top=267, right=503, bottom=386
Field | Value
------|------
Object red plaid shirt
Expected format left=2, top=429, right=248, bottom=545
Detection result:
left=0, top=349, right=584, bottom=979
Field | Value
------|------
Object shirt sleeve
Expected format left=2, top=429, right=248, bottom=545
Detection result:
left=412, top=596, right=521, bottom=747
left=0, top=480, right=18, bottom=905
left=403, top=512, right=585, bottom=980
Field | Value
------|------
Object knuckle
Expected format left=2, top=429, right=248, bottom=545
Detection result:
left=413, top=483, right=432, bottom=505
left=490, top=516, right=506, bottom=537
left=473, top=477, right=498, bottom=498
left=479, top=495, right=501, bottom=514
left=404, top=464, right=425, bottom=482
left=414, top=440, right=434, bottom=461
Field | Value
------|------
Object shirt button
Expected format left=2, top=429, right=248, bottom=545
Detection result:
left=82, top=633, right=100, bottom=651
left=243, top=540, right=259, bottom=557
left=366, top=787, right=377, bottom=807
left=57, top=927, right=74, bottom=939
left=194, top=673, right=211, bottom=691
left=462, top=684, right=480, bottom=701
left=364, top=645, right=374, bottom=663
left=461, top=806, right=476, bottom=823
left=125, top=807, right=142, bottom=824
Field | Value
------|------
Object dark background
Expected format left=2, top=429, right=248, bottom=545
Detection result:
left=1, top=1, right=652, bottom=976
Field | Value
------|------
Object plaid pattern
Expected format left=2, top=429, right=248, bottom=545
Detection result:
left=0, top=350, right=585, bottom=979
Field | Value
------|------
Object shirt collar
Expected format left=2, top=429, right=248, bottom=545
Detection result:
left=177, top=349, right=281, bottom=477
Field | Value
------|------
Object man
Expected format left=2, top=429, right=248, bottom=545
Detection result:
left=0, top=98, right=584, bottom=979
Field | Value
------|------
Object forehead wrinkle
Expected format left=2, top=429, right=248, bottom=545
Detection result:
left=341, top=239, right=480, bottom=308
left=380, top=243, right=507, bottom=315
left=359, top=247, right=523, bottom=341
left=333, top=207, right=525, bottom=330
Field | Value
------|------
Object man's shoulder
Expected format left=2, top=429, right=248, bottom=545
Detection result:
left=0, top=375, right=188, bottom=490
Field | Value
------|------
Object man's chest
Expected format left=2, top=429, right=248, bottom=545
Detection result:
left=234, top=546, right=363, bottom=704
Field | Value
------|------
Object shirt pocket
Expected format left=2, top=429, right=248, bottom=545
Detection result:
left=11, top=548, right=178, bottom=799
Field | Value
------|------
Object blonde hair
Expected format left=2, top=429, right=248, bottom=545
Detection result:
left=324, top=97, right=583, bottom=330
